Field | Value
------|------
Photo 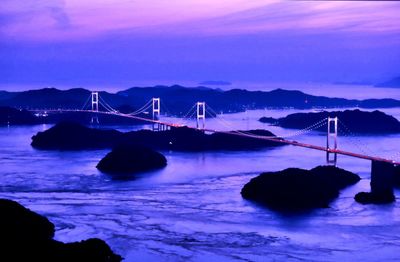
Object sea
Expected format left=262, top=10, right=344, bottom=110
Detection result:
left=1, top=83, right=400, bottom=261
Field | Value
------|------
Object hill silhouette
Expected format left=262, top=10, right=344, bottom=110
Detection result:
left=1, top=86, right=400, bottom=119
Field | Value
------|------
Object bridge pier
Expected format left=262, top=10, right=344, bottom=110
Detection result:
left=91, top=91, right=99, bottom=124
left=355, top=160, right=395, bottom=204
left=152, top=98, right=160, bottom=131
left=156, top=123, right=170, bottom=132
left=153, top=123, right=160, bottom=131
left=152, top=123, right=171, bottom=132
left=371, top=161, right=395, bottom=199
left=326, top=117, right=338, bottom=166
left=196, top=102, right=206, bottom=130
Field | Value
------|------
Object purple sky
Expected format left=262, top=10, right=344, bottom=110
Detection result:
left=1, top=0, right=400, bottom=90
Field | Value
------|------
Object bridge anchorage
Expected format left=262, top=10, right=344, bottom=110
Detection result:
left=91, top=91, right=99, bottom=124
left=196, top=102, right=206, bottom=130
left=326, top=117, right=338, bottom=166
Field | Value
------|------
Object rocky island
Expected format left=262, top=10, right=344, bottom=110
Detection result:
left=97, top=144, right=167, bottom=175
left=0, top=198, right=121, bottom=261
left=31, top=122, right=285, bottom=151
left=260, top=109, right=400, bottom=134
left=241, top=166, right=360, bottom=211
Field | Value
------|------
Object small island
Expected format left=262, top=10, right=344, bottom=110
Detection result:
left=241, top=166, right=360, bottom=211
left=31, top=122, right=285, bottom=151
left=354, top=192, right=395, bottom=205
left=0, top=198, right=122, bottom=261
left=260, top=109, right=400, bottom=134
left=97, top=144, right=167, bottom=176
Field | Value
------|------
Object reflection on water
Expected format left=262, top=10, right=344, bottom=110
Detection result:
left=1, top=108, right=400, bottom=261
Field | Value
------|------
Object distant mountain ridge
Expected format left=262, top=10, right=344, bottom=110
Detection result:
left=1, top=85, right=400, bottom=116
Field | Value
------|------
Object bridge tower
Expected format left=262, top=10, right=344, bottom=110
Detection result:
left=326, top=117, right=338, bottom=165
left=91, top=91, right=99, bottom=124
left=196, top=102, right=206, bottom=130
left=152, top=98, right=161, bottom=131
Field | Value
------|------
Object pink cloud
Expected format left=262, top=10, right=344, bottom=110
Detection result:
left=1, top=0, right=399, bottom=41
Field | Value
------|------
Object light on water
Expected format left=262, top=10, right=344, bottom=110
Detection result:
left=1, top=106, right=400, bottom=261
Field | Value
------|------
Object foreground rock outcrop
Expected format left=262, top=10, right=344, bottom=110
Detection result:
left=259, top=109, right=400, bottom=134
left=31, top=122, right=285, bottom=151
left=0, top=199, right=122, bottom=261
left=97, top=144, right=167, bottom=175
left=241, top=166, right=360, bottom=211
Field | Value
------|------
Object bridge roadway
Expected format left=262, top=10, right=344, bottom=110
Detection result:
left=30, top=109, right=400, bottom=166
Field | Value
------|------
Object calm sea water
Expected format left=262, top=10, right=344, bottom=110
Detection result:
left=1, top=86, right=400, bottom=261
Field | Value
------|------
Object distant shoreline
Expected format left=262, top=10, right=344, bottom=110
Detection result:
left=1, top=81, right=400, bottom=100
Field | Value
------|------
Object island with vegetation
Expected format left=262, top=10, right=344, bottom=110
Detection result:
left=31, top=122, right=285, bottom=151
left=97, top=144, right=167, bottom=176
left=259, top=109, right=400, bottom=134
left=241, top=166, right=360, bottom=211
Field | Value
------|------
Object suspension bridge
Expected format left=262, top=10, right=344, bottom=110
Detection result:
left=30, top=91, right=400, bottom=167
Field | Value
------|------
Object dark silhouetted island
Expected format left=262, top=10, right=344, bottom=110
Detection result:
left=32, top=122, right=123, bottom=150
left=375, top=76, right=400, bottom=88
left=257, top=116, right=277, bottom=125
left=0, top=198, right=122, bottom=261
left=354, top=192, right=395, bottom=205
left=241, top=166, right=360, bottom=211
left=0, top=106, right=40, bottom=125
left=260, top=109, right=400, bottom=134
left=31, top=122, right=285, bottom=151
left=97, top=144, right=167, bottom=175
